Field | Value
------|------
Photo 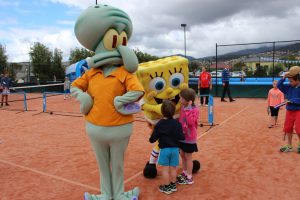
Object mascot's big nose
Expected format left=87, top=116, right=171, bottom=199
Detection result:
left=117, top=45, right=138, bottom=73
left=165, top=88, right=173, bottom=95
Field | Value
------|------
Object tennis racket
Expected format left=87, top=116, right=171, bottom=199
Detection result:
left=274, top=98, right=300, bottom=109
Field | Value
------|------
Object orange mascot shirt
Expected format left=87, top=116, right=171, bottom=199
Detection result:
left=72, top=66, right=144, bottom=126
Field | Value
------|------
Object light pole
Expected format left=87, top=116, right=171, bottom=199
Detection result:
left=25, top=67, right=28, bottom=83
left=181, top=24, right=187, bottom=58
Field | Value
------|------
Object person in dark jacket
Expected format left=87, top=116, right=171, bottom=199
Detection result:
left=221, top=66, right=235, bottom=102
left=149, top=100, right=185, bottom=194
left=1, top=72, right=12, bottom=107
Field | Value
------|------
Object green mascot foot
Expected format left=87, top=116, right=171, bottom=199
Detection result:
left=116, top=187, right=139, bottom=200
left=84, top=192, right=110, bottom=200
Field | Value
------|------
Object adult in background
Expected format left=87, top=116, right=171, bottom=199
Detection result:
left=240, top=70, right=245, bottom=82
left=0, top=74, right=3, bottom=93
left=1, top=72, right=12, bottom=107
left=221, top=66, right=235, bottom=102
left=198, top=66, right=212, bottom=106
left=63, top=77, right=71, bottom=100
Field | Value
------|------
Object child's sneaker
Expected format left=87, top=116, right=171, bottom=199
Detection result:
left=169, top=182, right=177, bottom=192
left=176, top=172, right=186, bottom=181
left=176, top=173, right=187, bottom=185
left=186, top=177, right=194, bottom=184
left=159, top=185, right=172, bottom=194
left=280, top=144, right=293, bottom=152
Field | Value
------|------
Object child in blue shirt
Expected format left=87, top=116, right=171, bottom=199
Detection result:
left=277, top=66, right=300, bottom=153
left=149, top=100, right=185, bottom=194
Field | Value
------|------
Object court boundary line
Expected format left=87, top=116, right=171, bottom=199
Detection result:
left=0, top=158, right=99, bottom=192
left=197, top=106, right=249, bottom=140
left=0, top=106, right=249, bottom=192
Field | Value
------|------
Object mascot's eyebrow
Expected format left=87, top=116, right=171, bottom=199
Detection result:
left=169, top=68, right=183, bottom=75
left=150, top=72, right=163, bottom=79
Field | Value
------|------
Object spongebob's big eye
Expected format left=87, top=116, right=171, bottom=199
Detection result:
left=149, top=77, right=166, bottom=93
left=103, top=29, right=119, bottom=50
left=169, top=73, right=184, bottom=88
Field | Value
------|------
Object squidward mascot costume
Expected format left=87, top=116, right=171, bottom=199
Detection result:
left=71, top=4, right=144, bottom=200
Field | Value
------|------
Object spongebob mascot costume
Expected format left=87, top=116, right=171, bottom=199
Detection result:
left=136, top=57, right=191, bottom=178
left=71, top=4, right=144, bottom=200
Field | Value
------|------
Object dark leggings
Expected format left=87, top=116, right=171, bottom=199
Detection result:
left=221, top=82, right=232, bottom=100
left=200, top=87, right=210, bottom=105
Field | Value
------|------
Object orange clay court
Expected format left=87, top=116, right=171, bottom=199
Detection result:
left=0, top=94, right=300, bottom=200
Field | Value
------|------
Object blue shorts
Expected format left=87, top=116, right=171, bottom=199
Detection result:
left=65, top=89, right=70, bottom=94
left=158, top=147, right=179, bottom=167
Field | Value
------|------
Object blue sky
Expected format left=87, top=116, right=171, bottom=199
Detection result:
left=1, top=0, right=300, bottom=62
left=0, top=1, right=77, bottom=30
left=0, top=0, right=84, bottom=62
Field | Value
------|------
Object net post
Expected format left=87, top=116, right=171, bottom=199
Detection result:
left=208, top=95, right=214, bottom=125
left=23, top=92, right=28, bottom=111
left=43, top=92, right=46, bottom=112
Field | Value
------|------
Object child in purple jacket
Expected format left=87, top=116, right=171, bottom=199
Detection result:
left=177, top=88, right=199, bottom=185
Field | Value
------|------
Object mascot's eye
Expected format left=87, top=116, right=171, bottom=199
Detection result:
left=169, top=73, right=184, bottom=88
left=103, top=29, right=119, bottom=50
left=149, top=77, right=166, bottom=93
left=118, top=31, right=128, bottom=46
left=112, top=35, right=117, bottom=48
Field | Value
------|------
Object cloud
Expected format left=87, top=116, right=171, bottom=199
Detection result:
left=46, top=0, right=87, bottom=9
left=3, top=0, right=300, bottom=62
left=3, top=27, right=80, bottom=62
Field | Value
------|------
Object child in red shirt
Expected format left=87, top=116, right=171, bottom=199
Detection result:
left=198, top=66, right=212, bottom=106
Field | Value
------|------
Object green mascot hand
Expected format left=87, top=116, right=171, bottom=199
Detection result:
left=71, top=87, right=93, bottom=115
left=114, top=91, right=143, bottom=115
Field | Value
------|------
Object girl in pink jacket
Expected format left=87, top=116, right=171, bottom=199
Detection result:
left=177, top=88, right=199, bottom=185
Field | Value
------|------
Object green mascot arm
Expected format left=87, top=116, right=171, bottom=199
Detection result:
left=71, top=86, right=93, bottom=115
left=114, top=91, right=144, bottom=115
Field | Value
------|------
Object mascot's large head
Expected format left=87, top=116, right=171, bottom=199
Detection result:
left=136, top=56, right=189, bottom=122
left=74, top=4, right=138, bottom=73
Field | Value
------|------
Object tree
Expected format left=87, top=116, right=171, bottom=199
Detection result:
left=280, top=55, right=297, bottom=70
left=69, top=47, right=94, bottom=64
left=268, top=64, right=283, bottom=77
left=52, top=48, right=65, bottom=80
left=133, top=49, right=159, bottom=63
left=244, top=67, right=254, bottom=77
left=29, top=42, right=52, bottom=81
left=0, top=44, right=8, bottom=74
left=189, top=60, right=199, bottom=74
left=254, top=65, right=268, bottom=77
left=233, top=62, right=245, bottom=71
left=8, top=63, right=22, bottom=82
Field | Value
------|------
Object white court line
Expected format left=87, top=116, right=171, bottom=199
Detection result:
left=0, top=106, right=250, bottom=191
left=0, top=158, right=99, bottom=192
left=125, top=171, right=143, bottom=184
left=197, top=106, right=249, bottom=140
